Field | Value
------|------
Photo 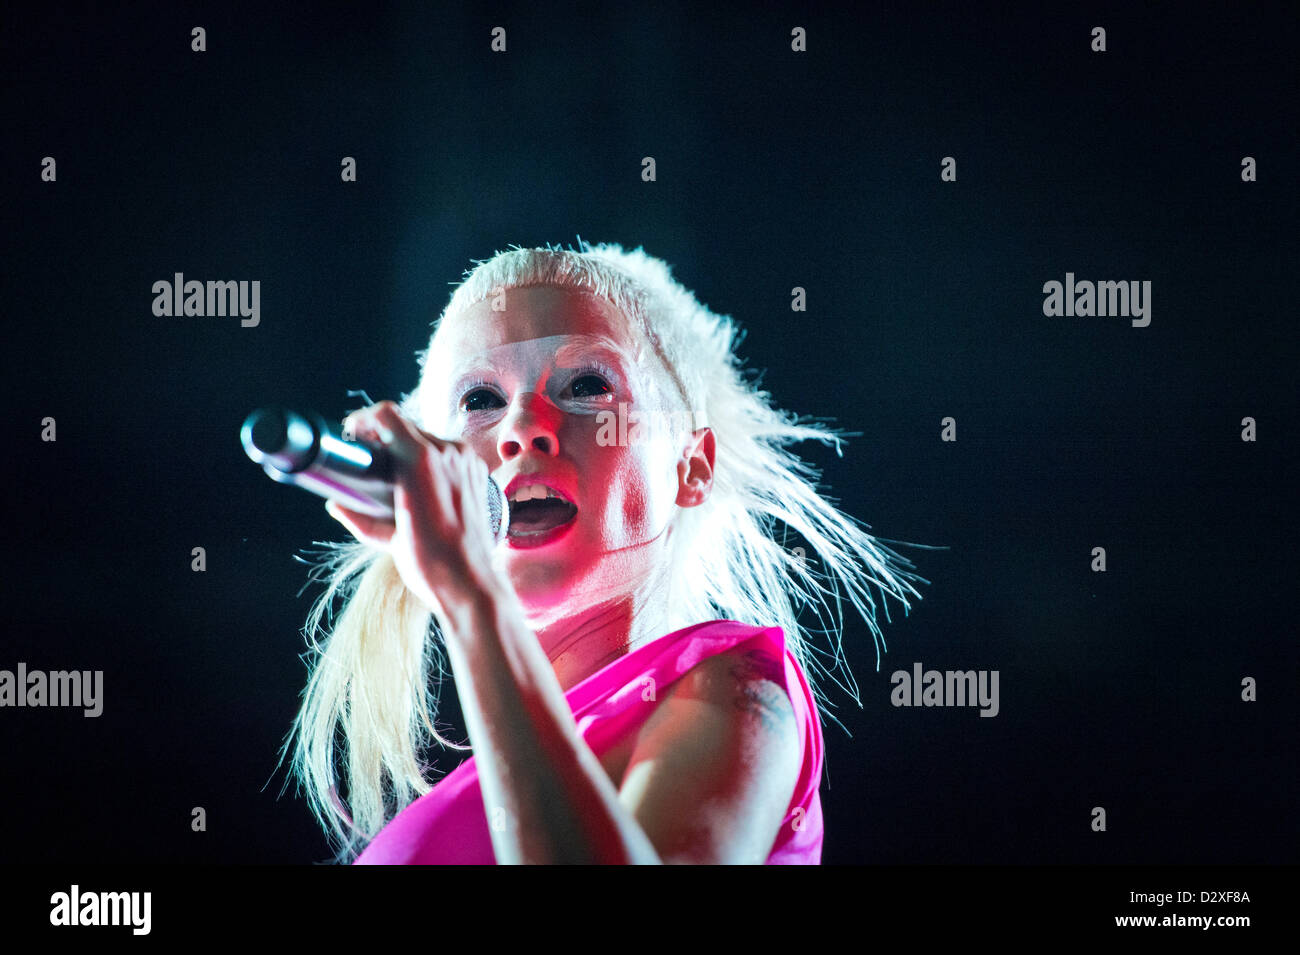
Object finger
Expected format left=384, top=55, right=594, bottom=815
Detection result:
left=342, top=402, right=399, bottom=450
left=460, top=451, right=489, bottom=516
left=325, top=500, right=395, bottom=547
left=458, top=452, right=494, bottom=553
left=395, top=442, right=459, bottom=544
left=370, top=402, right=448, bottom=454
left=367, top=407, right=462, bottom=536
left=341, top=403, right=390, bottom=441
left=340, top=414, right=358, bottom=441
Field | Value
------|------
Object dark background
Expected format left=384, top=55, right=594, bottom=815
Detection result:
left=3, top=2, right=1295, bottom=864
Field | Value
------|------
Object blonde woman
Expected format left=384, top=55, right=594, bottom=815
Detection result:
left=286, top=241, right=927, bottom=864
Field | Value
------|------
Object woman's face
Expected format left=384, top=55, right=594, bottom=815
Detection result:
left=420, top=285, right=702, bottom=622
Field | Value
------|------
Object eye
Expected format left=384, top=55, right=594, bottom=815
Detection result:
left=462, top=387, right=505, bottom=412
left=571, top=374, right=611, bottom=398
left=570, top=372, right=613, bottom=399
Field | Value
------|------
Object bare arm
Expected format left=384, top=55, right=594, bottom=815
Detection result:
left=439, top=580, right=662, bottom=864
left=616, top=645, right=803, bottom=864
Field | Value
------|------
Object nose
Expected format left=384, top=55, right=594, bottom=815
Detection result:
left=497, top=391, right=560, bottom=460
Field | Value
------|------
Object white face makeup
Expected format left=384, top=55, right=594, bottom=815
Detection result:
left=417, top=287, right=692, bottom=625
left=442, top=333, right=660, bottom=432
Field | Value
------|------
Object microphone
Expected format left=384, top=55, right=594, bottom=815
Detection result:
left=240, top=408, right=508, bottom=542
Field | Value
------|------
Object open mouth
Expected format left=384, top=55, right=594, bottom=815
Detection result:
left=506, top=483, right=578, bottom=545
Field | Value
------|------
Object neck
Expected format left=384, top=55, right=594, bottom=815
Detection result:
left=530, top=527, right=694, bottom=691
left=537, top=575, right=679, bottom=692
left=538, top=553, right=696, bottom=686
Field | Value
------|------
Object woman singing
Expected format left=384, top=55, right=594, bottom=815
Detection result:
left=285, top=241, right=927, bottom=864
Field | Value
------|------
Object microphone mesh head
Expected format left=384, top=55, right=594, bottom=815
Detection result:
left=486, top=476, right=508, bottom=542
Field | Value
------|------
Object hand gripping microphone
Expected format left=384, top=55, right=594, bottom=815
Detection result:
left=240, top=408, right=509, bottom=542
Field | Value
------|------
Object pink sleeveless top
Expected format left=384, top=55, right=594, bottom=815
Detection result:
left=354, top=619, right=824, bottom=864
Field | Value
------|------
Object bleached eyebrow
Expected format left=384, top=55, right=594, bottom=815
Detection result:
left=446, top=354, right=507, bottom=393
left=446, top=335, right=638, bottom=381
left=552, top=335, right=639, bottom=368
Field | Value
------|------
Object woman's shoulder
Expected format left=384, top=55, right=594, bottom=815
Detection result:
left=667, top=620, right=798, bottom=689
left=669, top=619, right=789, bottom=683
left=670, top=620, right=825, bottom=782
left=667, top=637, right=799, bottom=737
left=628, top=620, right=819, bottom=764
left=574, top=619, right=818, bottom=746
left=631, top=621, right=821, bottom=860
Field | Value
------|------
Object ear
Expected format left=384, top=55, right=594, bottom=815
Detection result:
left=675, top=427, right=715, bottom=508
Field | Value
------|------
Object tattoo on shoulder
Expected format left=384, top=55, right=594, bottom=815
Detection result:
left=726, top=648, right=797, bottom=738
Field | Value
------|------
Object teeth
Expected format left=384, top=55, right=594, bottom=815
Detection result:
left=509, top=483, right=562, bottom=503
